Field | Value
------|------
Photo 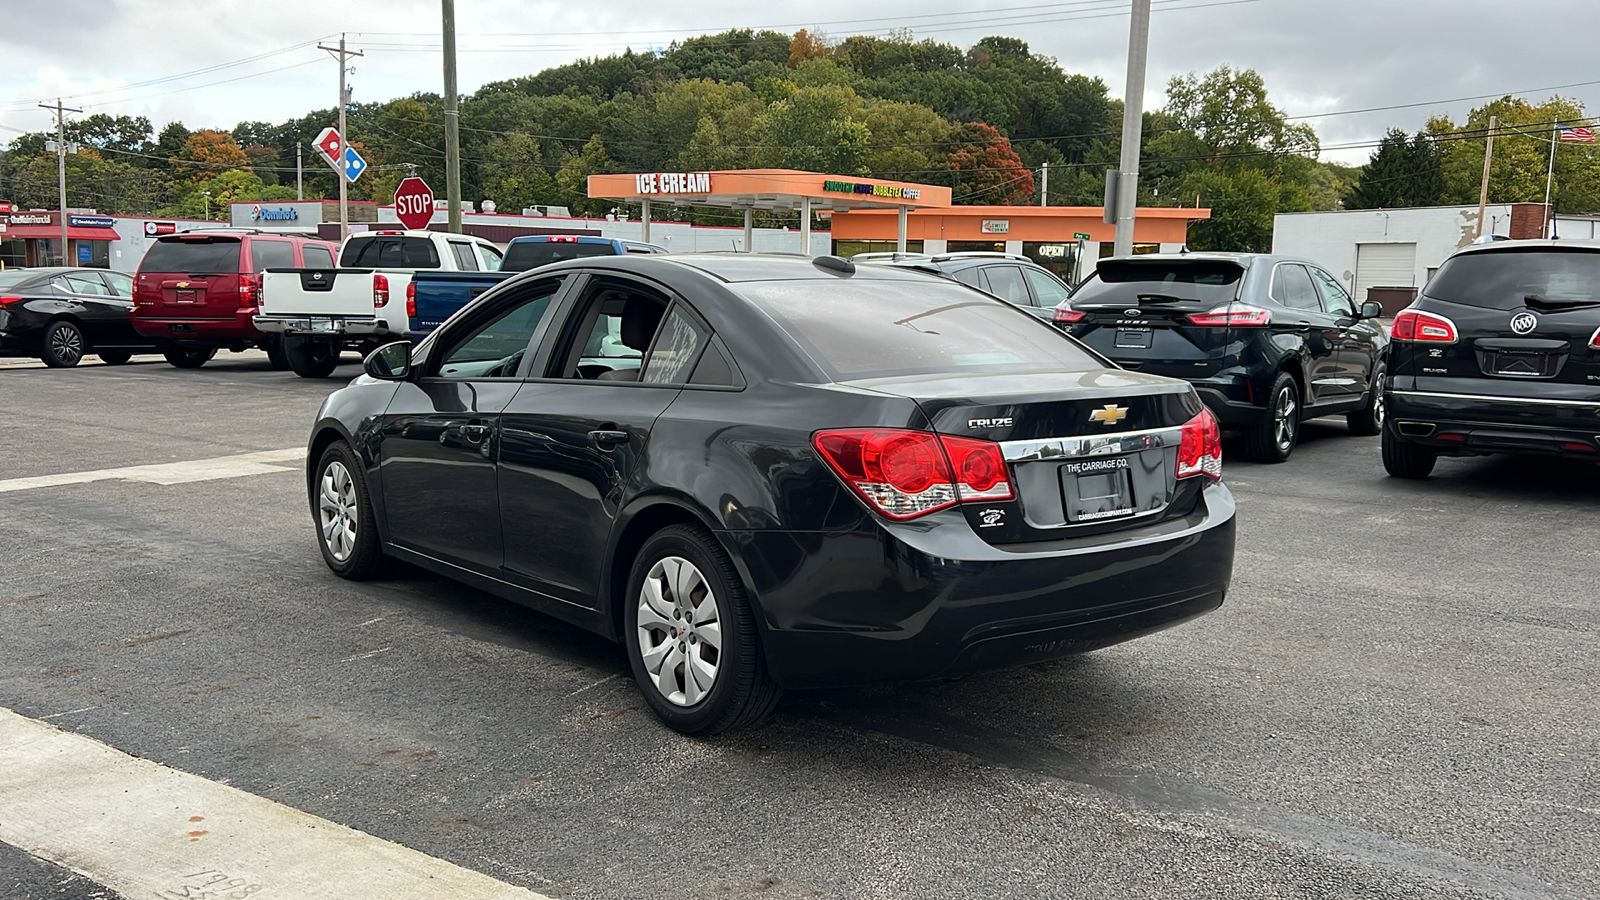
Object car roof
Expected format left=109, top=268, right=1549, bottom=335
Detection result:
left=1449, top=238, right=1600, bottom=257
left=566, top=252, right=943, bottom=284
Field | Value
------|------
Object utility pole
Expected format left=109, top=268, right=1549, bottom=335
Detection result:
left=1474, top=115, right=1497, bottom=239
left=1113, top=0, right=1152, bottom=256
left=318, top=35, right=364, bottom=240
left=39, top=99, right=82, bottom=266
left=296, top=141, right=304, bottom=200
left=442, top=0, right=463, bottom=233
left=1039, top=162, right=1049, bottom=207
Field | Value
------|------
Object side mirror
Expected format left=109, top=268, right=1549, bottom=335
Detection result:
left=364, top=341, right=413, bottom=380
left=1360, top=300, right=1383, bottom=319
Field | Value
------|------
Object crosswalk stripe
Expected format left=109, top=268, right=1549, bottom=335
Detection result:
left=0, top=448, right=305, bottom=494
left=0, top=708, right=552, bottom=900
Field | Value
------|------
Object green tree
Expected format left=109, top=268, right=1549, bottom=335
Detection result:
left=1344, top=129, right=1445, bottom=209
left=1180, top=168, right=1277, bottom=252
left=1433, top=96, right=1600, bottom=213
left=555, top=135, right=617, bottom=215
left=753, top=84, right=871, bottom=173
left=481, top=133, right=558, bottom=213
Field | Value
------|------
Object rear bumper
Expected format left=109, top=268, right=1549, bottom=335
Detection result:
left=133, top=308, right=265, bottom=342
left=1387, top=389, right=1600, bottom=456
left=253, top=315, right=393, bottom=337
left=731, top=481, right=1236, bottom=689
left=1194, top=386, right=1269, bottom=427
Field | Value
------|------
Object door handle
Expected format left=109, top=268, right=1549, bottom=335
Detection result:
left=462, top=423, right=491, bottom=442
left=588, top=429, right=629, bottom=445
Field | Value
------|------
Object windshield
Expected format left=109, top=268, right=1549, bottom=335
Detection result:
left=739, top=277, right=1101, bottom=380
left=502, top=241, right=615, bottom=272
left=140, top=238, right=242, bottom=274
left=1071, top=260, right=1243, bottom=305
left=1425, top=250, right=1600, bottom=309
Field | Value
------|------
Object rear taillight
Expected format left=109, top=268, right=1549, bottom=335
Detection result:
left=812, top=428, right=1014, bottom=520
left=405, top=280, right=416, bottom=318
left=374, top=273, right=390, bottom=308
left=0, top=295, right=24, bottom=306
left=239, top=274, right=259, bottom=308
left=1588, top=325, right=1600, bottom=350
left=1187, top=304, right=1271, bottom=327
left=1053, top=304, right=1085, bottom=324
left=1392, top=309, right=1457, bottom=343
left=548, top=236, right=579, bottom=243
left=1176, top=407, right=1222, bottom=481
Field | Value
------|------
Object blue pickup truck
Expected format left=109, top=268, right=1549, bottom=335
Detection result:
left=406, top=235, right=665, bottom=338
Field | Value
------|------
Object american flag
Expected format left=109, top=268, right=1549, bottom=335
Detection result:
left=1558, top=125, right=1595, bottom=143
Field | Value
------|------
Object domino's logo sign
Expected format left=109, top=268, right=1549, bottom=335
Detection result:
left=251, top=205, right=298, bottom=221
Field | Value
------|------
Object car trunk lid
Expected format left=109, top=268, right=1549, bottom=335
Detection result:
left=137, top=235, right=244, bottom=319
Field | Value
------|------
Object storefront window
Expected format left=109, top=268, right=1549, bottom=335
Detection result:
left=0, top=238, right=25, bottom=271
left=1022, top=242, right=1078, bottom=286
left=945, top=240, right=1006, bottom=254
left=833, top=240, right=925, bottom=257
left=1099, top=242, right=1160, bottom=258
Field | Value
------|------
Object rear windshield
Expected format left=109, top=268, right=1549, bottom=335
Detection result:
left=1071, top=260, right=1243, bottom=305
left=739, top=278, right=1100, bottom=379
left=340, top=236, right=441, bottom=269
left=140, top=238, right=242, bottom=274
left=0, top=270, right=38, bottom=290
left=502, top=241, right=615, bottom=272
left=1425, top=250, right=1600, bottom=309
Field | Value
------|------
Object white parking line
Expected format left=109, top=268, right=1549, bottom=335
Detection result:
left=0, top=448, right=305, bottom=494
left=0, top=707, right=552, bottom=900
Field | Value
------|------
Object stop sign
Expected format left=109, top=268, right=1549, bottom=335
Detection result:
left=393, top=177, right=436, bottom=230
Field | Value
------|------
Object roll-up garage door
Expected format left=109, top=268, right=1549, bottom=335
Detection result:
left=1353, top=242, right=1417, bottom=302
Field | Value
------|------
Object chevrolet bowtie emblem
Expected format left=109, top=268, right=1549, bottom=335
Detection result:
left=175, top=281, right=190, bottom=288
left=1090, top=404, right=1128, bottom=426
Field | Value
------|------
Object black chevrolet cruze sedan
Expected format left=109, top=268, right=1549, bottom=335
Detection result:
left=305, top=254, right=1237, bottom=733
left=1056, top=254, right=1389, bottom=462
left=1384, top=240, right=1600, bottom=478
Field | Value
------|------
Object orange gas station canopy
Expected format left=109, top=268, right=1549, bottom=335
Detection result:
left=586, top=169, right=951, bottom=211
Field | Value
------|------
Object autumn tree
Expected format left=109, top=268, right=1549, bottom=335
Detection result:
left=171, top=130, right=249, bottom=183
left=947, top=122, right=1034, bottom=204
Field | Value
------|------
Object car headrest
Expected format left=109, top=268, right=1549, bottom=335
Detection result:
left=620, top=296, right=665, bottom=351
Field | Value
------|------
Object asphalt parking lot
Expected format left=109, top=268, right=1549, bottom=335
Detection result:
left=2, top=353, right=1597, bottom=900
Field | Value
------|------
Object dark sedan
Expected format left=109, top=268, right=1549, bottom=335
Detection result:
left=305, top=254, right=1237, bottom=734
left=0, top=267, right=155, bottom=367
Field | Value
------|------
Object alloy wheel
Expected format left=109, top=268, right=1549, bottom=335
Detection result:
left=1373, top=372, right=1387, bottom=427
left=318, top=460, right=359, bottom=562
left=50, top=324, right=83, bottom=365
left=1274, top=385, right=1298, bottom=451
left=635, top=555, right=722, bottom=707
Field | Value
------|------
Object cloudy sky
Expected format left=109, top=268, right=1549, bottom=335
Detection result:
left=3, top=0, right=1598, bottom=166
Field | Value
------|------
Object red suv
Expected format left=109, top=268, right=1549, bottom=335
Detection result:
left=132, top=230, right=340, bottom=369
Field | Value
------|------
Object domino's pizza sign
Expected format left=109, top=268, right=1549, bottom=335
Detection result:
left=251, top=205, right=299, bottom=222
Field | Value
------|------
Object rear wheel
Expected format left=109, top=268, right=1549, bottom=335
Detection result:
left=41, top=320, right=86, bottom=368
left=162, top=345, right=215, bottom=369
left=1242, top=372, right=1300, bottom=463
left=624, top=524, right=781, bottom=735
left=285, top=336, right=339, bottom=378
left=313, top=442, right=382, bottom=578
left=263, top=336, right=290, bottom=371
left=1346, top=362, right=1386, bottom=436
left=98, top=349, right=133, bottom=365
left=1382, top=428, right=1437, bottom=479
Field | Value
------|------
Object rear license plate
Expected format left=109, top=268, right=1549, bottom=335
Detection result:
left=1490, top=352, right=1553, bottom=377
left=1061, top=457, right=1135, bottom=522
left=1115, top=327, right=1152, bottom=349
left=168, top=323, right=194, bottom=333
left=175, top=289, right=198, bottom=303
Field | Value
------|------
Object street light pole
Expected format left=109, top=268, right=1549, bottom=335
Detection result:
left=203, top=191, right=211, bottom=221
left=1113, top=0, right=1152, bottom=257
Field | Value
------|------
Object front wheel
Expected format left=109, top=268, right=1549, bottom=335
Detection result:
left=162, top=345, right=215, bottom=368
left=1346, top=363, right=1387, bottom=436
left=1241, top=372, right=1300, bottom=463
left=624, top=525, right=781, bottom=735
left=41, top=320, right=86, bottom=368
left=285, top=336, right=340, bottom=378
left=313, top=442, right=382, bottom=578
left=1382, top=428, right=1437, bottom=479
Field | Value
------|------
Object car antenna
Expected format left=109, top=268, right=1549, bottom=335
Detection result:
left=813, top=256, right=856, bottom=276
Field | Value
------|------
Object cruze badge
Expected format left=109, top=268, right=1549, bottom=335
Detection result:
left=968, top=417, right=1013, bottom=429
left=1510, top=312, right=1537, bottom=334
left=1090, top=404, right=1129, bottom=426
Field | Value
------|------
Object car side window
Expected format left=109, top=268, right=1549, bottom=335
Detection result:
left=302, top=245, right=335, bottom=268
left=952, top=268, right=985, bottom=289
left=477, top=244, right=503, bottom=272
left=981, top=266, right=1033, bottom=306
left=57, top=274, right=108, bottom=295
left=549, top=281, right=670, bottom=383
left=688, top=336, right=743, bottom=388
left=640, top=305, right=709, bottom=385
left=250, top=240, right=296, bottom=272
left=1309, top=267, right=1355, bottom=317
left=435, top=280, right=562, bottom=379
left=1271, top=264, right=1321, bottom=311
left=449, top=242, right=479, bottom=271
left=1022, top=268, right=1071, bottom=307
left=102, top=271, right=134, bottom=297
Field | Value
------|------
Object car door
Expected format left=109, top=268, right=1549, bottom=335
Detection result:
left=978, top=265, right=1034, bottom=310
left=1268, top=263, right=1344, bottom=404
left=1308, top=265, right=1378, bottom=393
left=496, top=274, right=694, bottom=607
left=377, top=276, right=569, bottom=573
left=52, top=273, right=125, bottom=345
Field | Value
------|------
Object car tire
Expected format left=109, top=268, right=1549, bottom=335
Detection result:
left=286, top=337, right=340, bottom=378
left=98, top=349, right=134, bottom=365
left=1345, top=363, right=1386, bottom=436
left=313, top=442, right=383, bottom=579
left=1241, top=371, right=1300, bottom=463
left=40, top=320, right=86, bottom=368
left=623, top=524, right=781, bottom=735
left=163, top=345, right=215, bottom=368
left=1382, top=428, right=1437, bottom=479
left=263, top=336, right=291, bottom=371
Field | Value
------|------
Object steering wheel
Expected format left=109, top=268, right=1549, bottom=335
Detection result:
left=486, top=350, right=524, bottom=378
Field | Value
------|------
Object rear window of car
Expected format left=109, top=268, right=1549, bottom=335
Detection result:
left=340, top=236, right=441, bottom=269
left=738, top=278, right=1100, bottom=380
left=1071, top=260, right=1242, bottom=304
left=1425, top=250, right=1600, bottom=310
left=0, top=271, right=37, bottom=290
left=140, top=238, right=242, bottom=274
left=502, top=241, right=615, bottom=272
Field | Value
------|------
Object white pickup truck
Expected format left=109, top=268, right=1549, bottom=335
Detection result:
left=255, top=230, right=504, bottom=377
